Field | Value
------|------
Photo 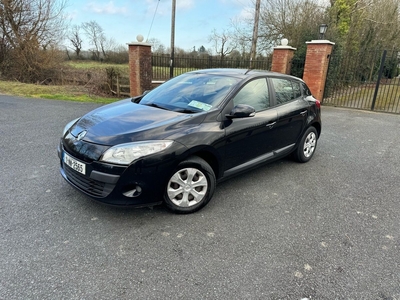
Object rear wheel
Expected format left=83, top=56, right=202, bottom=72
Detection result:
left=164, top=156, right=216, bottom=214
left=293, top=126, right=318, bottom=163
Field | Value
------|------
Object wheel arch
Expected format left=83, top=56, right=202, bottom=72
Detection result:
left=164, top=151, right=218, bottom=213
left=178, top=144, right=221, bottom=180
left=311, top=122, right=321, bottom=138
left=189, top=149, right=221, bottom=180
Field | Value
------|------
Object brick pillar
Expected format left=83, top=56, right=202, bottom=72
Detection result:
left=271, top=45, right=296, bottom=75
left=302, top=40, right=335, bottom=101
left=128, top=42, right=152, bottom=96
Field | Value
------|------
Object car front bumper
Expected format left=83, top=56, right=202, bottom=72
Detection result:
left=58, top=142, right=182, bottom=207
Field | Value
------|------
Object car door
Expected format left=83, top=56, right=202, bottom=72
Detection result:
left=269, top=78, right=309, bottom=150
left=222, top=78, right=279, bottom=173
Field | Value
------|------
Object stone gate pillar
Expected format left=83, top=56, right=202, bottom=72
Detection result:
left=128, top=36, right=152, bottom=96
left=302, top=40, right=335, bottom=101
left=271, top=39, right=296, bottom=75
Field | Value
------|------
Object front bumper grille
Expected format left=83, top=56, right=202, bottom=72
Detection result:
left=63, top=163, right=115, bottom=198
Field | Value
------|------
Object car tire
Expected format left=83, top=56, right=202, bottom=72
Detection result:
left=164, top=156, right=216, bottom=214
left=293, top=126, right=318, bottom=163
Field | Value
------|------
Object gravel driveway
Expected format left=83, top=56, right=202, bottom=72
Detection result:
left=0, top=95, right=399, bottom=299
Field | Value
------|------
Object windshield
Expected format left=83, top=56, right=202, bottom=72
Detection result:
left=140, top=73, right=239, bottom=113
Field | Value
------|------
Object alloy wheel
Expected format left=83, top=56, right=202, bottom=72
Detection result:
left=303, top=131, right=317, bottom=158
left=167, top=167, right=208, bottom=207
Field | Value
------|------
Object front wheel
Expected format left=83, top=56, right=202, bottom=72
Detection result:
left=293, top=126, right=318, bottom=163
left=164, top=156, right=216, bottom=214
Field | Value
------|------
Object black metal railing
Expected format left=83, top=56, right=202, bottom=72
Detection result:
left=324, top=49, right=400, bottom=114
left=152, top=54, right=273, bottom=81
left=290, top=54, right=305, bottom=78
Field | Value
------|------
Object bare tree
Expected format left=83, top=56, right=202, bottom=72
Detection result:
left=68, top=25, right=83, bottom=58
left=82, top=21, right=106, bottom=61
left=258, top=0, right=325, bottom=50
left=329, top=0, right=400, bottom=51
left=209, top=29, right=237, bottom=61
left=230, top=17, right=253, bottom=59
left=0, top=0, right=67, bottom=82
left=81, top=21, right=119, bottom=61
left=148, top=38, right=167, bottom=54
left=0, top=0, right=66, bottom=48
left=101, top=37, right=117, bottom=60
left=106, top=44, right=129, bottom=64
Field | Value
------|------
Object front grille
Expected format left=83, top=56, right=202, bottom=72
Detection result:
left=63, top=163, right=115, bottom=197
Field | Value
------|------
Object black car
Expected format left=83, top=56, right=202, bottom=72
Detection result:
left=58, top=69, right=321, bottom=213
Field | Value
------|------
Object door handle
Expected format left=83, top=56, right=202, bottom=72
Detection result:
left=266, top=122, right=276, bottom=128
left=300, top=110, right=307, bottom=116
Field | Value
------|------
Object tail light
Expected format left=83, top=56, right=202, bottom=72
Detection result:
left=315, top=100, right=321, bottom=109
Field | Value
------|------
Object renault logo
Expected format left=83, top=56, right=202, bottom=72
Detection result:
left=76, top=130, right=87, bottom=141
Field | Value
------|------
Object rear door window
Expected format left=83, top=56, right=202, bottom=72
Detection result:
left=271, top=78, right=302, bottom=105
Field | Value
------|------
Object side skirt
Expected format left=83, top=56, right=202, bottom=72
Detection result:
left=221, top=144, right=295, bottom=179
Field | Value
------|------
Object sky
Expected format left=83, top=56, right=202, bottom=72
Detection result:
left=64, top=0, right=255, bottom=52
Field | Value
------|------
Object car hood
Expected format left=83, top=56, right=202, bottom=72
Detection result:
left=69, top=99, right=202, bottom=145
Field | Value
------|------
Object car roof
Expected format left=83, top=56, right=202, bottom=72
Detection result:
left=187, top=68, right=303, bottom=82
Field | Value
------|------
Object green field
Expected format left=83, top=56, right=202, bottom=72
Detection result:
left=66, top=61, right=130, bottom=76
left=324, top=81, right=400, bottom=113
left=0, top=61, right=129, bottom=103
left=0, top=61, right=201, bottom=102
left=0, top=79, right=123, bottom=103
left=67, top=61, right=194, bottom=78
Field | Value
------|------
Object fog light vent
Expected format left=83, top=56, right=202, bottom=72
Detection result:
left=123, top=185, right=142, bottom=197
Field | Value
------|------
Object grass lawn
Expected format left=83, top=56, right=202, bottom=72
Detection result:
left=0, top=81, right=123, bottom=103
left=0, top=60, right=195, bottom=102
left=0, top=60, right=133, bottom=103
left=324, top=81, right=400, bottom=112
left=66, top=61, right=130, bottom=76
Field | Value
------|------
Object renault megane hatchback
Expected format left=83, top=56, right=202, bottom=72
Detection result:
left=58, top=69, right=321, bottom=213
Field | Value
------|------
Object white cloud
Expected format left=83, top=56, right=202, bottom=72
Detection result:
left=145, top=0, right=168, bottom=17
left=86, top=1, right=128, bottom=15
left=177, top=0, right=194, bottom=10
left=238, top=6, right=254, bottom=20
left=65, top=9, right=79, bottom=21
left=144, top=0, right=194, bottom=17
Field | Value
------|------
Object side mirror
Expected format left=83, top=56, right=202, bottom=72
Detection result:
left=131, top=91, right=151, bottom=104
left=131, top=95, right=142, bottom=103
left=226, top=104, right=256, bottom=119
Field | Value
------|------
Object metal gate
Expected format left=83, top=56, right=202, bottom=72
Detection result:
left=323, top=49, right=400, bottom=114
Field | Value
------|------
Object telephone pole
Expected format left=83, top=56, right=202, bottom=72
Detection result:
left=170, top=0, right=176, bottom=78
left=250, top=0, right=261, bottom=68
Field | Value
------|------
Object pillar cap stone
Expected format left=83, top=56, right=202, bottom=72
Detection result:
left=128, top=34, right=152, bottom=47
left=273, top=45, right=297, bottom=50
left=306, top=40, right=335, bottom=45
left=127, top=42, right=152, bottom=47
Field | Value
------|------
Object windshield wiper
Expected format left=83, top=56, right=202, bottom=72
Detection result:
left=174, top=108, right=200, bottom=114
left=144, top=102, right=169, bottom=111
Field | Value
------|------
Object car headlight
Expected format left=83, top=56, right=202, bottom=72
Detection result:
left=100, top=140, right=174, bottom=165
left=63, top=118, right=80, bottom=136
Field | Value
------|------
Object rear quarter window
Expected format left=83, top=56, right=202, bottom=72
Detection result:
left=301, top=82, right=312, bottom=96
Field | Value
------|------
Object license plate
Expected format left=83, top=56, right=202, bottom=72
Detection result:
left=63, top=152, right=86, bottom=175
